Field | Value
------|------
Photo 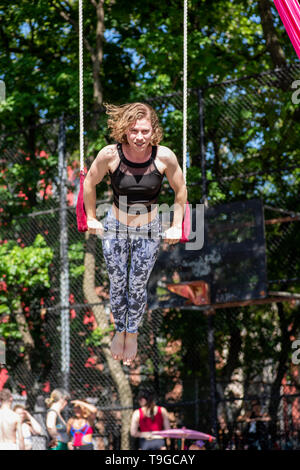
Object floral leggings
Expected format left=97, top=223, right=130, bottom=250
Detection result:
left=101, top=208, right=161, bottom=333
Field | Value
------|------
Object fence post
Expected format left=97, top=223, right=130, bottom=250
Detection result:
left=195, top=376, right=199, bottom=429
left=197, top=88, right=207, bottom=205
left=152, top=310, right=161, bottom=398
left=207, top=310, right=218, bottom=440
left=58, top=114, right=70, bottom=393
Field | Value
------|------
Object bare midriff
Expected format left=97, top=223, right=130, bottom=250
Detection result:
left=112, top=203, right=158, bottom=227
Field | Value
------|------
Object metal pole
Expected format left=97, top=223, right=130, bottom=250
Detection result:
left=58, top=114, right=70, bottom=393
left=198, top=88, right=207, bottom=205
left=207, top=311, right=218, bottom=439
left=195, top=376, right=199, bottom=429
left=152, top=309, right=161, bottom=398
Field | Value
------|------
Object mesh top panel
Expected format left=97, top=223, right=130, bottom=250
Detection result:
left=109, top=144, right=164, bottom=212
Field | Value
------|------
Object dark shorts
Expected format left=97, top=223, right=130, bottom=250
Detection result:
left=139, top=438, right=165, bottom=450
left=73, top=443, right=94, bottom=450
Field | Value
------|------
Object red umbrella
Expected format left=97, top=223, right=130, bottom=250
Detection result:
left=151, top=428, right=215, bottom=450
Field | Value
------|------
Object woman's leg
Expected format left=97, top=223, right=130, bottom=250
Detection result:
left=123, top=234, right=160, bottom=364
left=102, top=236, right=129, bottom=359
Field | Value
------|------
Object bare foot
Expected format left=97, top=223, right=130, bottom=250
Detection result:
left=123, top=332, right=138, bottom=366
left=111, top=331, right=125, bottom=360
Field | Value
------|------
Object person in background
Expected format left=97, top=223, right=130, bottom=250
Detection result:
left=13, top=404, right=43, bottom=450
left=239, top=400, right=271, bottom=450
left=67, top=399, right=97, bottom=450
left=45, top=388, right=70, bottom=450
left=0, top=388, right=24, bottom=450
left=130, top=388, right=170, bottom=450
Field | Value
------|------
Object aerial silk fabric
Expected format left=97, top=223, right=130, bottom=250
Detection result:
left=180, top=201, right=191, bottom=243
left=273, top=0, right=300, bottom=59
left=76, top=170, right=88, bottom=232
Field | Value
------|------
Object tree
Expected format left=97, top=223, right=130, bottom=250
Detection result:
left=0, top=235, right=53, bottom=405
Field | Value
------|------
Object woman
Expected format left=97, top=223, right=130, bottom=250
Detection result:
left=244, top=400, right=270, bottom=450
left=67, top=399, right=97, bottom=450
left=45, top=388, right=70, bottom=450
left=83, top=102, right=187, bottom=365
left=13, top=404, right=42, bottom=450
left=130, top=389, right=170, bottom=450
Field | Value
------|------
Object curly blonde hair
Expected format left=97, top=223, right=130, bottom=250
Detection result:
left=104, top=102, right=163, bottom=145
left=45, top=388, right=70, bottom=408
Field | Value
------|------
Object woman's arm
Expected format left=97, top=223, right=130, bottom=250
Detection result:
left=161, top=407, right=170, bottom=430
left=46, top=409, right=58, bottom=439
left=130, top=410, right=152, bottom=439
left=163, top=148, right=188, bottom=244
left=83, top=146, right=114, bottom=234
left=66, top=417, right=74, bottom=435
left=25, top=411, right=42, bottom=435
left=71, top=400, right=97, bottom=415
left=16, top=416, right=25, bottom=451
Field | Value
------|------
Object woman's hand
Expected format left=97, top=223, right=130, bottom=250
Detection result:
left=163, top=225, right=182, bottom=245
left=71, top=400, right=98, bottom=415
left=71, top=400, right=81, bottom=406
left=87, top=217, right=104, bottom=237
left=48, top=438, right=58, bottom=449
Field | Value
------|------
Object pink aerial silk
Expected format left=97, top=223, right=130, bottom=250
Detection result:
left=180, top=201, right=191, bottom=243
left=76, top=170, right=88, bottom=232
left=273, top=0, right=300, bottom=59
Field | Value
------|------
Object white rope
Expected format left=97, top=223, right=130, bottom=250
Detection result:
left=79, top=0, right=84, bottom=172
left=183, top=0, right=188, bottom=184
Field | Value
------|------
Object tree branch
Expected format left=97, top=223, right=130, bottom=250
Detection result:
left=257, top=0, right=287, bottom=68
left=49, top=0, right=95, bottom=58
left=90, top=0, right=99, bottom=8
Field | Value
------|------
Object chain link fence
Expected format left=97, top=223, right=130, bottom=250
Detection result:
left=0, top=65, right=300, bottom=450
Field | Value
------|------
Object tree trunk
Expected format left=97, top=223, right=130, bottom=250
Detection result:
left=15, top=305, right=34, bottom=372
left=15, top=304, right=37, bottom=408
left=257, top=0, right=287, bottom=68
left=91, top=0, right=104, bottom=115
left=52, top=0, right=105, bottom=124
left=25, top=112, right=38, bottom=208
left=83, top=232, right=133, bottom=450
left=212, top=136, right=221, bottom=180
left=268, top=303, right=290, bottom=442
left=221, top=314, right=242, bottom=384
left=217, top=311, right=242, bottom=424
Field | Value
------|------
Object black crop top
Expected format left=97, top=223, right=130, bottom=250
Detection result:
left=109, top=143, right=164, bottom=214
